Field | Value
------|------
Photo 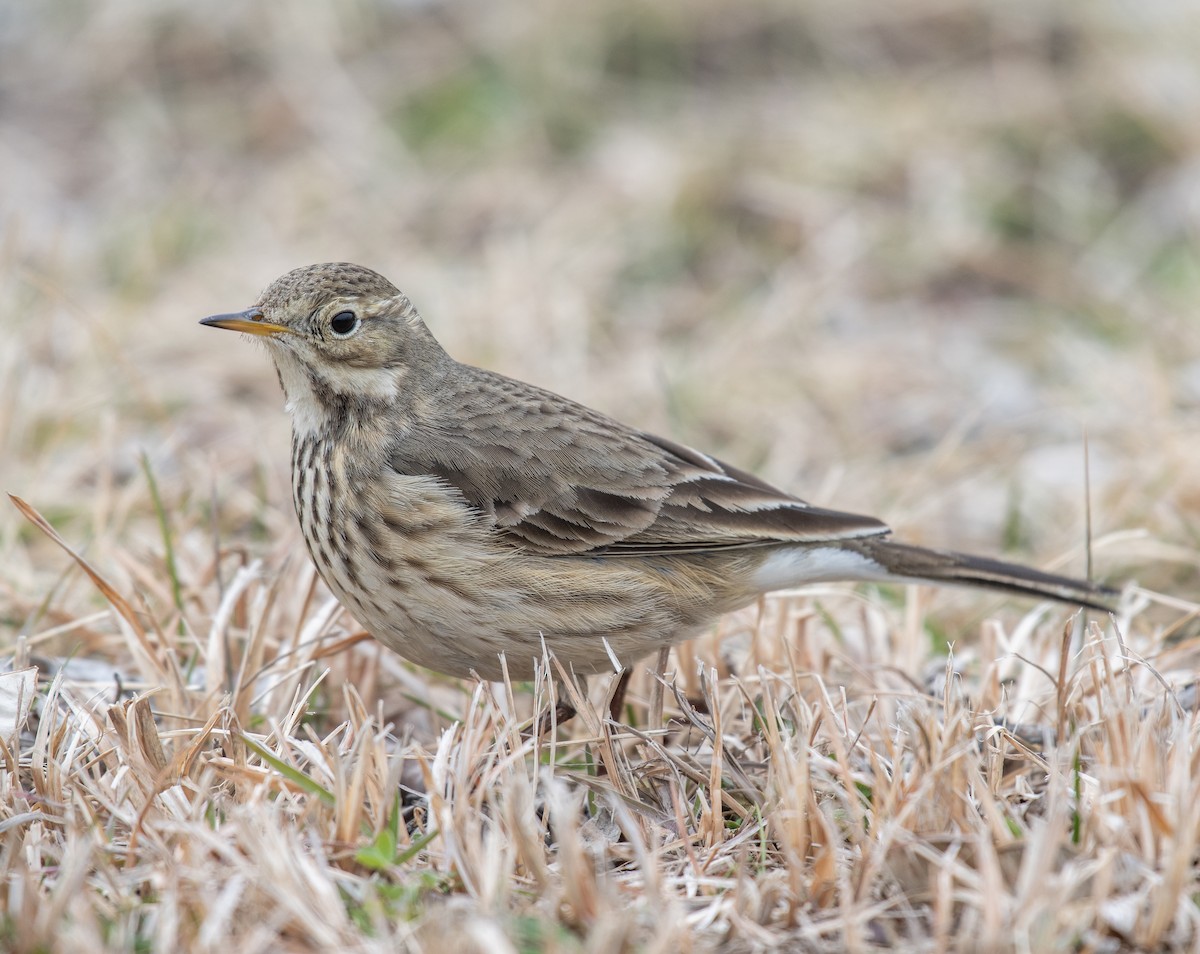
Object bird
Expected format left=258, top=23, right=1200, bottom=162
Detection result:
left=200, top=262, right=1114, bottom=691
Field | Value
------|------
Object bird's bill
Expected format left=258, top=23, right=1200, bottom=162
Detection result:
left=200, top=309, right=290, bottom=337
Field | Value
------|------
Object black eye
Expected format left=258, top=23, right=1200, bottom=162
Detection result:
left=330, top=311, right=359, bottom=337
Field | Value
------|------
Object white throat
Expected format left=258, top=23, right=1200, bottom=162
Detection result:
left=270, top=346, right=403, bottom=438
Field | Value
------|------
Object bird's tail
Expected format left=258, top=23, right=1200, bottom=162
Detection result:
left=844, top=538, right=1117, bottom=612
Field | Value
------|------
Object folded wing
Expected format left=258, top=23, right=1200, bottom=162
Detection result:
left=392, top=367, right=889, bottom=557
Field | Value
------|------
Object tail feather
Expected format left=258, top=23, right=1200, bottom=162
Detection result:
left=846, top=538, right=1117, bottom=612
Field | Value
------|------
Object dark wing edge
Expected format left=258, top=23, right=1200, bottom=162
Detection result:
left=592, top=431, right=890, bottom=556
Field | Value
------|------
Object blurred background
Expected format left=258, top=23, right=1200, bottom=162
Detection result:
left=2, top=0, right=1198, bottom=636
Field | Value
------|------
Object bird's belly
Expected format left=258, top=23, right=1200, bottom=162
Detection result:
left=292, top=461, right=726, bottom=679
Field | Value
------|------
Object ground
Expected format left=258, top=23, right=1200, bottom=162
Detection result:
left=1, top=1, right=1199, bottom=951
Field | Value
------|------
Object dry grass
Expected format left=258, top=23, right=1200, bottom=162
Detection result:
left=3, top=0, right=1200, bottom=950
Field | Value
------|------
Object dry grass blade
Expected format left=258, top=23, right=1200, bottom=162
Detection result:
left=9, top=494, right=147, bottom=642
left=3, top=2, right=1200, bottom=949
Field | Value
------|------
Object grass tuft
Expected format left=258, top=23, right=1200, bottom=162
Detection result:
left=3, top=1, right=1200, bottom=948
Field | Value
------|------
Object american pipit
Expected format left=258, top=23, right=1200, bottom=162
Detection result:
left=201, top=263, right=1114, bottom=685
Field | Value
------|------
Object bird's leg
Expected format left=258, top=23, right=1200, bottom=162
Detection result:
left=647, top=647, right=670, bottom=730
left=533, top=668, right=629, bottom=735
left=535, top=697, right=577, bottom=736
left=534, top=668, right=587, bottom=736
left=606, top=668, right=632, bottom=723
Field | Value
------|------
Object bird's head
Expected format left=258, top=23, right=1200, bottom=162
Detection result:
left=201, top=263, right=448, bottom=429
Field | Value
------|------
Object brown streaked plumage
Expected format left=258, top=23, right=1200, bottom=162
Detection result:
left=201, top=263, right=1116, bottom=683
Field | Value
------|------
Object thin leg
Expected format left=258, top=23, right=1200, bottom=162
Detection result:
left=535, top=694, right=577, bottom=737
left=607, top=669, right=632, bottom=723
left=648, top=647, right=670, bottom=730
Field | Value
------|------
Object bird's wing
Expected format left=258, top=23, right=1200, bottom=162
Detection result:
left=390, top=367, right=890, bottom=557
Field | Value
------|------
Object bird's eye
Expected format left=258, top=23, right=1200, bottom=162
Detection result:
left=329, top=310, right=359, bottom=337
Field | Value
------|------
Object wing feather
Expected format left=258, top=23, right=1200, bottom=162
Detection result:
left=390, top=366, right=889, bottom=556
